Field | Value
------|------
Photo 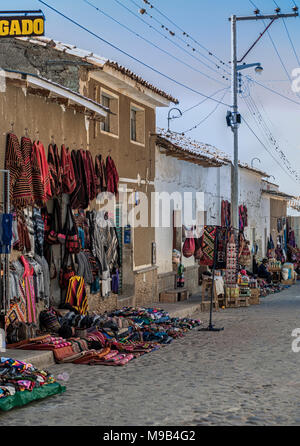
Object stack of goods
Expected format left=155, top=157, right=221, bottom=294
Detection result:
left=238, top=270, right=250, bottom=305
left=225, top=231, right=239, bottom=288
left=0, top=357, right=65, bottom=411
left=8, top=307, right=202, bottom=367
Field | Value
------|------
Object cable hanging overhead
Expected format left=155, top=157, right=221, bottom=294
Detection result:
left=82, top=0, right=228, bottom=86
left=112, top=0, right=231, bottom=82
left=38, top=0, right=231, bottom=107
left=125, top=0, right=232, bottom=75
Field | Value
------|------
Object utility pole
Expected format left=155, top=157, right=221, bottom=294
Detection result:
left=228, top=10, right=298, bottom=231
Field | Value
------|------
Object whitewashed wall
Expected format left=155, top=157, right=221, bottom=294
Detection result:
left=155, top=147, right=231, bottom=274
left=155, top=146, right=273, bottom=273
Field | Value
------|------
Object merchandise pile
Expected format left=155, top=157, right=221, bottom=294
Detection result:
left=8, top=307, right=202, bottom=367
left=0, top=357, right=65, bottom=411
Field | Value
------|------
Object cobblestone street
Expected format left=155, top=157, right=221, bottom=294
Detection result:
left=1, top=284, right=300, bottom=426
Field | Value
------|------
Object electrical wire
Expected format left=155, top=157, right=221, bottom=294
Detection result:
left=182, top=88, right=230, bottom=134
left=131, top=0, right=231, bottom=70
left=38, top=0, right=231, bottom=107
left=182, top=87, right=229, bottom=114
left=113, top=0, right=231, bottom=81
left=126, top=0, right=230, bottom=74
left=242, top=116, right=299, bottom=184
left=82, top=0, right=228, bottom=86
left=242, top=92, right=300, bottom=181
left=281, top=18, right=300, bottom=66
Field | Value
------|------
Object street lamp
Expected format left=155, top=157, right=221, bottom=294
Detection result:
left=228, top=10, right=298, bottom=232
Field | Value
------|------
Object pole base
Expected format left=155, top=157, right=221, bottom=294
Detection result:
left=198, top=324, right=224, bottom=332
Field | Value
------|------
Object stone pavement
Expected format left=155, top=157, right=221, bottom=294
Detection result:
left=1, top=284, right=300, bottom=425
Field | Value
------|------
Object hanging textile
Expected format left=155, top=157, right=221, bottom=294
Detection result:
left=5, top=133, right=23, bottom=206
left=14, top=210, right=31, bottom=253
left=65, top=276, right=88, bottom=315
left=19, top=256, right=37, bottom=324
left=48, top=143, right=62, bottom=197
left=200, top=225, right=216, bottom=267
left=61, top=145, right=76, bottom=195
left=106, top=156, right=119, bottom=196
left=95, top=154, right=106, bottom=195
left=215, top=227, right=227, bottom=269
left=225, top=231, right=238, bottom=286
left=238, top=205, right=248, bottom=231
left=0, top=213, right=13, bottom=254
left=238, top=233, right=251, bottom=267
left=74, top=210, right=90, bottom=249
left=7, top=136, right=34, bottom=209
left=32, top=208, right=44, bottom=257
left=31, top=140, right=52, bottom=205
left=221, top=200, right=231, bottom=228
left=86, top=150, right=97, bottom=201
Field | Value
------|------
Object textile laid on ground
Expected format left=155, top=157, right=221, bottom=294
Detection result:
left=200, top=226, right=216, bottom=267
left=0, top=357, right=65, bottom=411
left=12, top=307, right=202, bottom=367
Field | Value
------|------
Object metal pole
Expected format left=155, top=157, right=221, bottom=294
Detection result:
left=231, top=14, right=239, bottom=233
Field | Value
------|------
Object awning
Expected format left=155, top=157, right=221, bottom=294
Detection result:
left=2, top=69, right=109, bottom=121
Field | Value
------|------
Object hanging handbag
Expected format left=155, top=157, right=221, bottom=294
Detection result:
left=182, top=228, right=195, bottom=258
left=194, top=236, right=203, bottom=260
left=65, top=204, right=80, bottom=254
left=46, top=199, right=62, bottom=245
left=59, top=250, right=76, bottom=289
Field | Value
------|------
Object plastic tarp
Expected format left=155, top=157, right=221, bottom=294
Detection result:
left=0, top=383, right=66, bottom=412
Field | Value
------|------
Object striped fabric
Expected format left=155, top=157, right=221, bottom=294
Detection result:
left=32, top=141, right=52, bottom=206
left=6, top=135, right=34, bottom=209
left=48, top=143, right=62, bottom=197
left=23, top=276, right=37, bottom=323
left=65, top=276, right=88, bottom=315
left=5, top=133, right=23, bottom=205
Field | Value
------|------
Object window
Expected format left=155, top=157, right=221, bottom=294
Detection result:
left=101, top=94, right=111, bottom=133
left=130, top=108, right=137, bottom=141
left=100, top=89, right=119, bottom=137
left=130, top=104, right=145, bottom=145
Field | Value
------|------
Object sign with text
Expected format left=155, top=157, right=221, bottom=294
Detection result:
left=0, top=15, right=45, bottom=37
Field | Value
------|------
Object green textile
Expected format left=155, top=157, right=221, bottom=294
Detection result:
left=0, top=383, right=66, bottom=412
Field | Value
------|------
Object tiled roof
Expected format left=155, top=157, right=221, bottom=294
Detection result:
left=156, top=128, right=230, bottom=165
left=262, top=189, right=295, bottom=200
left=156, top=129, right=271, bottom=177
left=16, top=36, right=179, bottom=104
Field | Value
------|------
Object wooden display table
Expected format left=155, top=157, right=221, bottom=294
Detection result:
left=201, top=278, right=219, bottom=311
left=269, top=268, right=281, bottom=283
left=249, top=288, right=260, bottom=305
left=159, top=288, right=189, bottom=303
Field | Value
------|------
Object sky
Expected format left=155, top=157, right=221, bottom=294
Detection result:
left=2, top=0, right=300, bottom=195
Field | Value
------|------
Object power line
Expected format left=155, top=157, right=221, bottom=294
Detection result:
left=38, top=0, right=231, bottom=107
left=113, top=0, right=231, bottom=82
left=126, top=0, right=232, bottom=72
left=182, top=89, right=229, bottom=133
left=82, top=0, right=227, bottom=86
left=242, top=92, right=300, bottom=181
left=182, top=87, right=228, bottom=114
left=281, top=17, right=300, bottom=66
left=243, top=115, right=299, bottom=184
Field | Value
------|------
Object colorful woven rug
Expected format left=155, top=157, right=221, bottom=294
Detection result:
left=200, top=225, right=216, bottom=266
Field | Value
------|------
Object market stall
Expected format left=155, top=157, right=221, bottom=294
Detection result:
left=3, top=131, right=122, bottom=345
